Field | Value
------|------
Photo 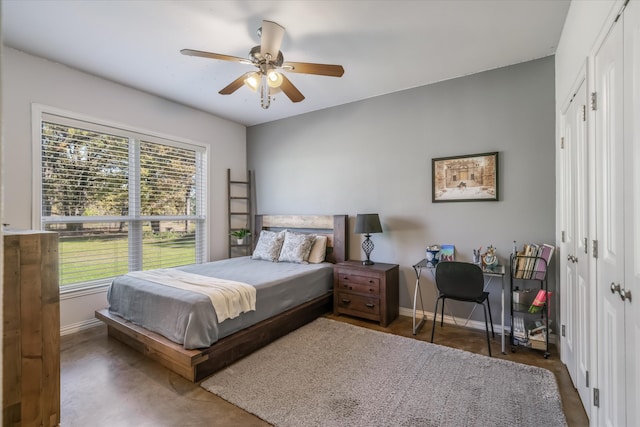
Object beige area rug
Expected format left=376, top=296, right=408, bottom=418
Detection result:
left=201, top=318, right=567, bottom=427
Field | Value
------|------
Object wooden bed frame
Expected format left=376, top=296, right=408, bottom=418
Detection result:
left=95, top=214, right=347, bottom=382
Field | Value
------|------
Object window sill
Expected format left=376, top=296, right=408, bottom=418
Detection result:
left=59, top=280, right=111, bottom=300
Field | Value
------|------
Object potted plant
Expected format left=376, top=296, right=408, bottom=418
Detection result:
left=230, top=228, right=251, bottom=245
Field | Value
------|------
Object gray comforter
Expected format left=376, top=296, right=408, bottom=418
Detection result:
left=107, top=257, right=334, bottom=349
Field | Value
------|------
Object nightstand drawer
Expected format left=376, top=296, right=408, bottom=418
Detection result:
left=336, top=279, right=379, bottom=295
left=336, top=292, right=380, bottom=316
left=336, top=272, right=380, bottom=290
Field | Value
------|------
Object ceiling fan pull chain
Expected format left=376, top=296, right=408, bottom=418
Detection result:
left=260, top=74, right=271, bottom=109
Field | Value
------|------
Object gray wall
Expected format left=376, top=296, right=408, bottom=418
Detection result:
left=2, top=47, right=247, bottom=331
left=248, top=56, right=556, bottom=328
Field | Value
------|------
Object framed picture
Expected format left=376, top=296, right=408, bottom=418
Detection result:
left=440, top=244, right=455, bottom=261
left=432, top=152, right=499, bottom=202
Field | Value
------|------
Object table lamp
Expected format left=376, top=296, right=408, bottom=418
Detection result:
left=354, top=213, right=383, bottom=265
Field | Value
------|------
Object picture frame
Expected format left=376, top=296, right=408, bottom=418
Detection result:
left=440, top=244, right=455, bottom=261
left=432, top=151, right=499, bottom=202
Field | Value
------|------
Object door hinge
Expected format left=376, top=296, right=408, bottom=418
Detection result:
left=586, top=370, right=589, bottom=388
left=584, top=237, right=588, bottom=254
left=560, top=137, right=565, bottom=149
left=561, top=324, right=566, bottom=337
left=582, top=105, right=586, bottom=121
left=592, top=240, right=598, bottom=259
left=561, top=231, right=566, bottom=243
left=591, top=92, right=597, bottom=111
left=594, top=388, right=600, bottom=407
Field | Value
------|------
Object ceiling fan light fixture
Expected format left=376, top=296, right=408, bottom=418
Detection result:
left=244, top=72, right=261, bottom=92
left=267, top=70, right=284, bottom=88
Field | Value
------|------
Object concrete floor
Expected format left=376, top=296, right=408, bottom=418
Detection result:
left=61, top=314, right=588, bottom=426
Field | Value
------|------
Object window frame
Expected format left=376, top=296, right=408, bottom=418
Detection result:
left=32, top=104, right=209, bottom=293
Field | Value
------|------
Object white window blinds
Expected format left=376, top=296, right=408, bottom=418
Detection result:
left=39, top=114, right=206, bottom=288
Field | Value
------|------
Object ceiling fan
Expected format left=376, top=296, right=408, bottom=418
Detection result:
left=181, top=20, right=344, bottom=109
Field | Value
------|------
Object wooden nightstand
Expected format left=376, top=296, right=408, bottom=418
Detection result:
left=333, top=261, right=399, bottom=327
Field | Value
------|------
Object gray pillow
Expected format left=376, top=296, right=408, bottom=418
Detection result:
left=278, top=231, right=316, bottom=263
left=251, top=230, right=285, bottom=262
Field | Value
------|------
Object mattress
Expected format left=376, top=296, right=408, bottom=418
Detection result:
left=107, top=256, right=334, bottom=349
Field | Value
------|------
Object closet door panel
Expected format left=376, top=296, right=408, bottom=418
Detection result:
left=624, top=1, right=640, bottom=423
left=595, top=18, right=625, bottom=427
left=560, top=99, right=578, bottom=387
left=573, top=81, right=590, bottom=409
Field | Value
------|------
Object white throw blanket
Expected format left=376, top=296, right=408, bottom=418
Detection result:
left=126, top=269, right=256, bottom=323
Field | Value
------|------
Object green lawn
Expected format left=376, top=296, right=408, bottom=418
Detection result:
left=59, top=234, right=195, bottom=286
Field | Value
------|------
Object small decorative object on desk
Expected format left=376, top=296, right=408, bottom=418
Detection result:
left=482, top=245, right=499, bottom=270
left=472, top=246, right=482, bottom=265
left=425, top=245, right=440, bottom=264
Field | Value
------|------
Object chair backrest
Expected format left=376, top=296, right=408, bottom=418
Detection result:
left=435, top=261, right=485, bottom=299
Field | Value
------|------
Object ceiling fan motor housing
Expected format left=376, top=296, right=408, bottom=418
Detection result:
left=249, top=46, right=284, bottom=67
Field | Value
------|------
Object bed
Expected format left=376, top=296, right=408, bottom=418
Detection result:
left=95, top=214, right=347, bottom=382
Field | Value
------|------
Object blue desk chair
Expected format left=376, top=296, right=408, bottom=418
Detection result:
left=430, top=261, right=495, bottom=356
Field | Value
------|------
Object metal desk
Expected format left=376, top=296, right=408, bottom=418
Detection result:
left=412, top=259, right=507, bottom=354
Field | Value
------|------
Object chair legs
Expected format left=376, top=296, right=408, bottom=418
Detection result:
left=482, top=302, right=492, bottom=357
left=430, top=297, right=441, bottom=343
left=430, top=296, right=495, bottom=357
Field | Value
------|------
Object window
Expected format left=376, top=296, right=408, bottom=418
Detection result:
left=37, top=110, right=207, bottom=289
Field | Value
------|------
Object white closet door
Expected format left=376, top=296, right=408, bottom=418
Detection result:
left=560, top=89, right=578, bottom=388
left=595, top=16, right=626, bottom=427
left=560, top=78, right=590, bottom=411
left=624, top=1, right=640, bottom=423
left=560, top=80, right=592, bottom=404
left=573, top=80, right=590, bottom=411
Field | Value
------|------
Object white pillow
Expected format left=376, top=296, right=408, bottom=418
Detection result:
left=251, top=230, right=285, bottom=262
left=278, top=231, right=316, bottom=263
left=307, top=235, right=328, bottom=264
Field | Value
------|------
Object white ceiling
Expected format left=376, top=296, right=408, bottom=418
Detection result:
left=1, top=0, right=570, bottom=127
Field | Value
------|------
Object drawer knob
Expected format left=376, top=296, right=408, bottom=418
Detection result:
left=365, top=303, right=375, bottom=308
left=342, top=299, right=351, bottom=304
left=369, top=280, right=374, bottom=284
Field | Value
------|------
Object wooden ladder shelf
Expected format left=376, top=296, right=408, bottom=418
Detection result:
left=227, top=169, right=253, bottom=257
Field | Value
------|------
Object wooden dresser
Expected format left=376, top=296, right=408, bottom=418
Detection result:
left=333, top=261, right=399, bottom=327
left=3, top=231, right=60, bottom=427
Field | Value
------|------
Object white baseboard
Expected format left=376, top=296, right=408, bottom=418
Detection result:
left=398, top=306, right=557, bottom=345
left=60, top=318, right=103, bottom=336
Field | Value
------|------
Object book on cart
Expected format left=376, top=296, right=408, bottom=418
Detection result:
left=532, top=244, right=554, bottom=280
left=513, top=243, right=554, bottom=280
left=528, top=290, right=552, bottom=314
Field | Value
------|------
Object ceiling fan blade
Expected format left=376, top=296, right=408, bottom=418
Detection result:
left=181, top=49, right=252, bottom=65
left=219, top=72, right=253, bottom=95
left=279, top=74, right=305, bottom=103
left=260, top=20, right=285, bottom=61
left=282, top=61, right=344, bottom=77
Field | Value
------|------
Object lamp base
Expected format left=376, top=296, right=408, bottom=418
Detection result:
left=361, top=234, right=375, bottom=266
